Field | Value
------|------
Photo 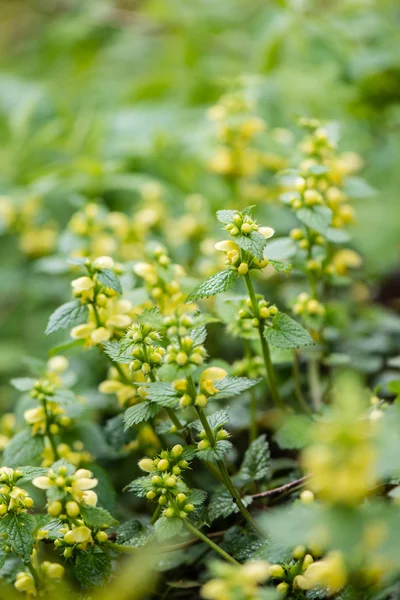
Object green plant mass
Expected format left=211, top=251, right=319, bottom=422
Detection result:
left=0, top=1, right=400, bottom=599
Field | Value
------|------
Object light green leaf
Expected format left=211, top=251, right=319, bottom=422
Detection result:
left=213, top=376, right=262, bottom=401
left=264, top=313, right=314, bottom=349
left=197, top=440, right=233, bottom=464
left=10, top=378, right=36, bottom=392
left=144, top=382, right=179, bottom=407
left=269, top=259, right=292, bottom=274
left=97, top=269, right=122, bottom=294
left=124, top=401, right=160, bottom=429
left=103, top=341, right=133, bottom=364
left=186, top=269, right=237, bottom=303
left=208, top=489, right=253, bottom=522
left=238, top=434, right=270, bottom=484
left=45, top=300, right=88, bottom=335
left=296, top=206, right=332, bottom=235
left=216, top=209, right=238, bottom=225
left=3, top=430, right=44, bottom=467
left=235, top=231, right=266, bottom=261
left=154, top=517, right=183, bottom=540
left=275, top=414, right=314, bottom=450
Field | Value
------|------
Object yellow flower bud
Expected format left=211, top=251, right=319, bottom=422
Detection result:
left=64, top=526, right=92, bottom=545
left=238, top=262, right=249, bottom=275
left=47, top=355, right=69, bottom=373
left=93, top=256, right=114, bottom=270
left=71, top=276, right=94, bottom=294
left=300, top=490, right=315, bottom=504
left=48, top=501, right=63, bottom=517
left=66, top=501, right=80, bottom=518
left=139, top=458, right=155, bottom=473
left=96, top=531, right=109, bottom=543
left=91, top=327, right=112, bottom=344
left=269, top=564, right=284, bottom=578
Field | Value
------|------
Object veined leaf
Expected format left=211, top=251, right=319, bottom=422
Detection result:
left=124, top=401, right=160, bottom=429
left=45, top=300, right=88, bottom=336
left=96, top=269, right=122, bottom=294
left=186, top=269, right=237, bottom=303
left=264, top=313, right=314, bottom=349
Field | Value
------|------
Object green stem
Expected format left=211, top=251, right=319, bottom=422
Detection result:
left=43, top=399, right=59, bottom=461
left=308, top=358, right=322, bottom=412
left=216, top=459, right=265, bottom=537
left=106, top=541, right=137, bottom=554
left=183, top=520, right=240, bottom=566
left=244, top=273, right=284, bottom=410
left=151, top=504, right=161, bottom=524
left=249, top=388, right=258, bottom=442
left=27, top=562, right=40, bottom=588
left=113, top=361, right=131, bottom=385
left=195, top=405, right=264, bottom=536
left=165, top=407, right=184, bottom=431
left=293, top=351, right=313, bottom=415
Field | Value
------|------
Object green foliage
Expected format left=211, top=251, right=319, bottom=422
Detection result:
left=237, top=435, right=270, bottom=484
left=0, top=514, right=36, bottom=562
left=3, top=430, right=44, bottom=467
left=264, top=313, right=315, bottom=349
left=75, top=549, right=112, bottom=587
left=186, top=269, right=237, bottom=302
left=45, top=301, right=88, bottom=335
left=275, top=415, right=314, bottom=450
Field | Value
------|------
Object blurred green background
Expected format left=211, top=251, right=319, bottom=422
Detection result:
left=0, top=0, right=399, bottom=398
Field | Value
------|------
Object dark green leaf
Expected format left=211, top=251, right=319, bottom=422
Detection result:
left=124, top=401, right=160, bottom=429
left=269, top=259, right=292, bottom=274
left=186, top=269, right=237, bottom=303
left=3, top=431, right=44, bottom=467
left=80, top=505, right=118, bottom=529
left=235, top=231, right=266, bottom=261
left=75, top=548, right=112, bottom=587
left=154, top=517, right=183, bottom=540
left=0, top=514, right=36, bottom=562
left=115, top=519, right=153, bottom=548
left=97, top=269, right=122, bottom=294
left=238, top=434, right=270, bottom=484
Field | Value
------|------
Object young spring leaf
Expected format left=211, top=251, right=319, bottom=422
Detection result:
left=212, top=377, right=262, bottom=401
left=45, top=300, right=88, bottom=335
left=80, top=504, right=119, bottom=529
left=208, top=489, right=253, bottom=522
left=10, top=378, right=36, bottom=392
left=237, top=434, right=270, bottom=484
left=154, top=517, right=183, bottom=540
left=96, top=269, right=122, bottom=294
left=197, top=440, right=233, bottom=464
left=124, top=401, right=160, bottom=429
left=216, top=209, right=238, bottom=225
left=186, top=269, right=237, bottom=303
left=103, top=341, right=133, bottom=364
left=269, top=259, right=292, bottom=274
left=143, top=382, right=179, bottom=407
left=274, top=414, right=314, bottom=450
left=234, top=231, right=266, bottom=261
left=296, top=206, right=333, bottom=235
left=114, top=519, right=153, bottom=548
left=264, top=313, right=315, bottom=349
left=124, top=476, right=155, bottom=498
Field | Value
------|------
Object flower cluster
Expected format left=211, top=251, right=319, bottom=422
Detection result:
left=123, top=322, right=165, bottom=376
left=201, top=561, right=271, bottom=600
left=0, top=467, right=33, bottom=515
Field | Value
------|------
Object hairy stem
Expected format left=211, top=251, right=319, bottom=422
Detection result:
left=183, top=520, right=240, bottom=565
left=244, top=273, right=284, bottom=410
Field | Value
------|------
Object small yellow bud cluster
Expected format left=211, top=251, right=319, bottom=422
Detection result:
left=99, top=365, right=144, bottom=408
left=232, top=356, right=264, bottom=380
left=41, top=441, right=92, bottom=469
left=124, top=323, right=165, bottom=376
left=0, top=467, right=33, bottom=515
left=294, top=551, right=347, bottom=593
left=330, top=249, right=362, bottom=277
left=15, top=560, right=65, bottom=594
left=26, top=377, right=72, bottom=436
left=0, top=413, right=16, bottom=451
left=134, top=245, right=185, bottom=309
left=290, top=227, right=325, bottom=250
left=33, top=466, right=98, bottom=519
left=293, top=293, right=325, bottom=318
left=201, top=560, right=270, bottom=600
left=237, top=296, right=278, bottom=330
left=225, top=212, right=259, bottom=238
left=173, top=367, right=227, bottom=409
left=139, top=446, right=193, bottom=518
left=166, top=337, right=206, bottom=370
left=197, top=427, right=229, bottom=451
left=163, top=312, right=197, bottom=338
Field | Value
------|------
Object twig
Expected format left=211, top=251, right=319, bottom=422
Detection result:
left=251, top=475, right=310, bottom=500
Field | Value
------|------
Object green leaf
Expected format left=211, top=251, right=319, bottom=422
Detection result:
left=115, top=519, right=153, bottom=548
left=238, top=434, right=270, bottom=484
left=213, top=377, right=262, bottom=400
left=37, top=518, right=64, bottom=540
left=45, top=300, right=88, bottom=335
left=97, top=269, right=122, bottom=294
left=265, top=237, right=297, bottom=260
left=216, top=209, right=238, bottom=225
left=208, top=489, right=253, bottom=521
left=224, top=525, right=265, bottom=561
left=269, top=259, right=292, bottom=274
left=75, top=548, right=112, bottom=587
left=10, top=378, right=36, bottom=392
left=154, top=517, right=183, bottom=540
left=0, top=513, right=36, bottom=562
left=197, top=440, right=233, bottom=464
left=124, top=401, right=160, bottom=429
left=235, top=231, right=266, bottom=261
left=48, top=338, right=85, bottom=357
left=275, top=414, right=314, bottom=450
left=296, top=206, right=332, bottom=235
left=3, top=430, right=44, bottom=467
left=186, top=269, right=237, bottom=303
left=18, top=466, right=48, bottom=483
left=80, top=505, right=118, bottom=529
left=325, top=227, right=351, bottom=243
left=264, top=313, right=314, bottom=349
left=190, top=326, right=207, bottom=346
left=103, top=341, right=133, bottom=364
left=124, top=476, right=154, bottom=497
left=144, top=382, right=179, bottom=407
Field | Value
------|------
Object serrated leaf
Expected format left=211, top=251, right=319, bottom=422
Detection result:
left=0, top=514, right=36, bottom=562
left=37, top=518, right=64, bottom=540
left=297, top=206, right=332, bottom=235
left=238, top=434, right=270, bottom=484
left=197, top=440, right=233, bottom=464
left=45, top=300, right=89, bottom=335
left=235, top=231, right=266, bottom=261
left=103, top=341, right=133, bottom=364
left=18, top=466, right=48, bottom=483
left=187, top=489, right=207, bottom=506
left=136, top=307, right=164, bottom=328
left=190, top=326, right=207, bottom=346
left=80, top=504, right=118, bottom=529
left=115, top=519, right=153, bottom=548
left=275, top=414, right=314, bottom=449
left=269, top=259, right=292, bottom=274
left=190, top=408, right=231, bottom=433
left=124, top=401, right=160, bottom=429
left=216, top=209, right=238, bottom=225
left=10, top=378, right=36, bottom=392
left=224, top=525, right=264, bottom=561
left=104, top=414, right=134, bottom=450
left=96, top=269, right=122, bottom=294
left=3, top=431, right=44, bottom=467
left=208, top=489, right=253, bottom=521
left=144, top=382, right=179, bottom=407
left=75, top=548, right=112, bottom=587
left=213, top=377, right=262, bottom=401
left=186, top=269, right=237, bottom=303
left=264, top=313, right=314, bottom=349
left=124, top=476, right=154, bottom=497
left=154, top=517, right=183, bottom=540
left=48, top=338, right=85, bottom=357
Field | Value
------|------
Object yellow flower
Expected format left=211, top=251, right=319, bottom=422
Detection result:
left=297, top=552, right=347, bottom=592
